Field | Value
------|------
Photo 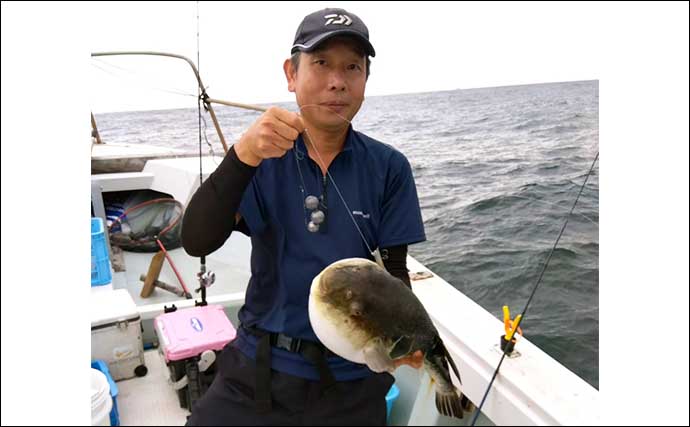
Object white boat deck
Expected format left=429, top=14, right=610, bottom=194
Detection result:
left=117, top=350, right=190, bottom=426
left=111, top=234, right=251, bottom=310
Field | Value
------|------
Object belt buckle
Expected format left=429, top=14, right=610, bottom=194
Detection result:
left=273, top=333, right=303, bottom=353
left=290, top=338, right=302, bottom=353
left=273, top=334, right=293, bottom=352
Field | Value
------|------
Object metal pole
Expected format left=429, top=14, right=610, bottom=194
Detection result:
left=205, top=105, right=228, bottom=153
left=91, top=52, right=270, bottom=155
left=91, top=112, right=103, bottom=144
left=206, top=97, right=267, bottom=113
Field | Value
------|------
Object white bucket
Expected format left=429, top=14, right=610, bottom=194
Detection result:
left=91, top=368, right=112, bottom=426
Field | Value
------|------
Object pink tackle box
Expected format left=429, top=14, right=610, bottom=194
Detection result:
left=155, top=304, right=236, bottom=362
left=154, top=304, right=236, bottom=410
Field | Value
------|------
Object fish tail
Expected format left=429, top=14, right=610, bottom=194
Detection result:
left=427, top=337, right=474, bottom=418
left=435, top=388, right=465, bottom=419
left=460, top=393, right=476, bottom=413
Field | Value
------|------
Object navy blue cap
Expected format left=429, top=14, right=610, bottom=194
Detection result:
left=291, top=8, right=375, bottom=57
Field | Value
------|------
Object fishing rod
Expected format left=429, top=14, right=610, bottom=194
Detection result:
left=192, top=0, right=219, bottom=306
left=469, top=152, right=599, bottom=425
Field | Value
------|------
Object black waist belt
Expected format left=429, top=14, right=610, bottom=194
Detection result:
left=242, top=324, right=337, bottom=413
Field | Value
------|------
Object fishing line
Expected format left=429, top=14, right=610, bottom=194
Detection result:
left=91, top=58, right=197, bottom=98
left=296, top=103, right=380, bottom=260
left=193, top=2, right=218, bottom=164
left=469, top=152, right=599, bottom=425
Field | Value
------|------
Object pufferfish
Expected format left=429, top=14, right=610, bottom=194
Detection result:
left=308, top=258, right=474, bottom=418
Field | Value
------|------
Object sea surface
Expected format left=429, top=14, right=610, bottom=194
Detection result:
left=95, top=80, right=599, bottom=388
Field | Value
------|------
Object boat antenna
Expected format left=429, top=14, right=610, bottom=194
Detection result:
left=470, top=152, right=599, bottom=425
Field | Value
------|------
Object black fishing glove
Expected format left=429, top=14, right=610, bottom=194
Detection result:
left=382, top=244, right=411, bottom=289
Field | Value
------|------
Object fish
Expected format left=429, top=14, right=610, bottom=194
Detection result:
left=308, top=258, right=473, bottom=419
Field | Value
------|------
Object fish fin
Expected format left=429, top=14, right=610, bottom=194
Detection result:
left=435, top=389, right=464, bottom=419
left=439, top=340, right=462, bottom=385
left=363, top=338, right=395, bottom=373
left=460, top=393, right=476, bottom=413
left=389, top=336, right=414, bottom=359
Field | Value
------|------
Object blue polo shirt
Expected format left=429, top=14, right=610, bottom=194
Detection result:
left=235, top=125, right=426, bottom=381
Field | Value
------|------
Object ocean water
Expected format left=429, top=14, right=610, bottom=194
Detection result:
left=95, top=80, right=599, bottom=388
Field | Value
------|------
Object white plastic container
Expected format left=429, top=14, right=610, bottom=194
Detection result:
left=91, top=368, right=113, bottom=426
left=91, top=289, right=147, bottom=380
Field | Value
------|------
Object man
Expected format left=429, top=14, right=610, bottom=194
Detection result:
left=183, top=8, right=426, bottom=426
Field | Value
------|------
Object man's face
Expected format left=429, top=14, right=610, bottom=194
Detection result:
left=285, top=39, right=367, bottom=131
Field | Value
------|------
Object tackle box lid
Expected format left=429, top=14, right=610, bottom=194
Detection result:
left=91, top=289, right=140, bottom=329
left=155, top=305, right=236, bottom=362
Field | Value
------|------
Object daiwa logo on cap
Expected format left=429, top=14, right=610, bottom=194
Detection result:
left=324, top=14, right=352, bottom=26
left=190, top=317, right=203, bottom=332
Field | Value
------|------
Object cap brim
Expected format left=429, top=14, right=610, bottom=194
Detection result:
left=291, top=29, right=375, bottom=57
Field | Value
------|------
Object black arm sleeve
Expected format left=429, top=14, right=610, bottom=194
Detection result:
left=181, top=145, right=256, bottom=257
left=382, top=244, right=411, bottom=289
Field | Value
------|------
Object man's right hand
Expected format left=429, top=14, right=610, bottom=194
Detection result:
left=393, top=350, right=424, bottom=370
left=234, top=107, right=305, bottom=166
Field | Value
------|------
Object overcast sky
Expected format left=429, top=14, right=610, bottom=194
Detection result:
left=88, top=1, right=613, bottom=113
